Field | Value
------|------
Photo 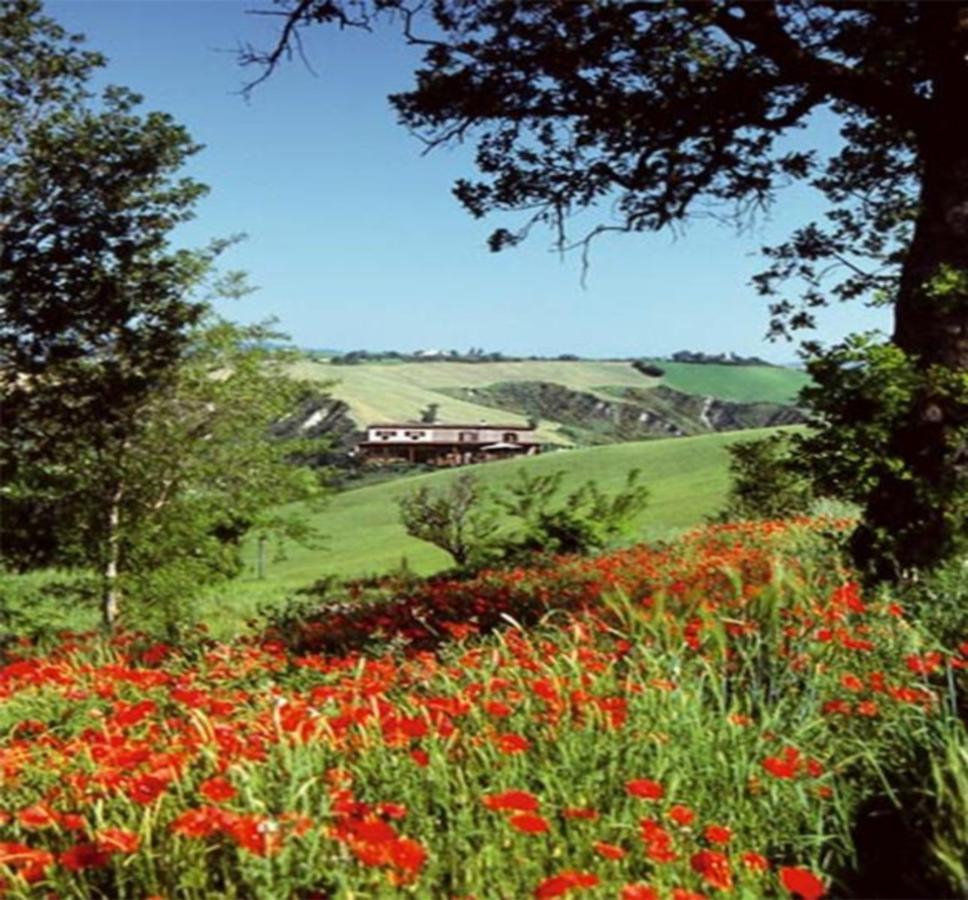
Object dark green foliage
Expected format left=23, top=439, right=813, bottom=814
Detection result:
left=795, top=334, right=968, bottom=580
left=1, top=0, right=208, bottom=576
left=669, top=352, right=773, bottom=367
left=419, top=402, right=440, bottom=424
left=718, top=433, right=813, bottom=522
left=633, top=361, right=666, bottom=378
left=0, top=4, right=331, bottom=628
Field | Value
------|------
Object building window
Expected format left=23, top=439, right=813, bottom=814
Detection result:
left=503, top=432, right=518, bottom=443
left=458, top=431, right=478, bottom=442
left=375, top=430, right=396, bottom=440
left=404, top=430, right=425, bottom=440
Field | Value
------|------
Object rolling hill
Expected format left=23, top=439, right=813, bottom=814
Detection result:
left=288, top=358, right=808, bottom=446
left=648, top=360, right=811, bottom=404
left=236, top=426, right=801, bottom=604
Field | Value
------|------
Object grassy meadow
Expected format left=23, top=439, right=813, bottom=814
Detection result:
left=2, top=427, right=798, bottom=639
left=653, top=361, right=809, bottom=404
left=232, top=428, right=799, bottom=606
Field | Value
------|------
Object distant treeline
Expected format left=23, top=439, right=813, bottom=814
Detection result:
left=667, top=351, right=776, bottom=366
left=324, top=349, right=597, bottom=365
left=317, top=349, right=777, bottom=367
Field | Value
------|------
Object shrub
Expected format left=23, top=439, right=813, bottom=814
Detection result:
left=397, top=474, right=499, bottom=570
left=397, top=469, right=650, bottom=571
left=495, top=468, right=650, bottom=560
left=717, top=433, right=814, bottom=521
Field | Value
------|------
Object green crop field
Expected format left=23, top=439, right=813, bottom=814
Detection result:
left=232, top=426, right=801, bottom=608
left=289, top=358, right=808, bottom=443
left=650, top=361, right=810, bottom=404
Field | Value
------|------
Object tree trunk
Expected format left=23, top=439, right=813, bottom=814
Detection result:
left=851, top=42, right=968, bottom=578
left=102, top=479, right=125, bottom=630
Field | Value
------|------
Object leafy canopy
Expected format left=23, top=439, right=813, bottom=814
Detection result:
left=1, top=2, right=332, bottom=628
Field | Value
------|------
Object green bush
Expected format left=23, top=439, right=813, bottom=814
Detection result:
left=717, top=432, right=814, bottom=521
left=397, top=469, right=650, bottom=571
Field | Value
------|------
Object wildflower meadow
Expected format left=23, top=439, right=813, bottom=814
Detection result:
left=0, top=519, right=964, bottom=897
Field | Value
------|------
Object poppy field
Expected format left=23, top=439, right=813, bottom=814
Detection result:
left=0, top=519, right=964, bottom=898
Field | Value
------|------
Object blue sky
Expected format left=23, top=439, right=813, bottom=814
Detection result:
left=50, top=0, right=889, bottom=361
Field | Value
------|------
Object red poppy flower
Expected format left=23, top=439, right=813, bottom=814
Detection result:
left=667, top=805, right=695, bottom=826
left=17, top=804, right=58, bottom=830
left=96, top=828, right=139, bottom=855
left=691, top=850, right=733, bottom=891
left=60, top=843, right=111, bottom=871
left=762, top=749, right=800, bottom=779
left=0, top=842, right=54, bottom=883
left=640, top=821, right=678, bottom=864
left=905, top=652, right=943, bottom=675
left=742, top=851, right=770, bottom=872
left=226, top=815, right=279, bottom=856
left=351, top=819, right=398, bottom=843
left=563, top=807, right=599, bottom=820
left=410, top=749, right=430, bottom=767
left=388, top=836, right=427, bottom=875
left=704, top=824, right=732, bottom=845
left=593, top=840, right=626, bottom=860
left=483, top=790, right=540, bottom=813
left=496, top=733, right=532, bottom=754
left=780, top=866, right=827, bottom=899
left=840, top=674, right=864, bottom=692
left=126, top=773, right=168, bottom=805
left=171, top=806, right=226, bottom=839
left=509, top=812, right=550, bottom=834
left=59, top=813, right=86, bottom=832
left=484, top=700, right=513, bottom=717
left=200, top=776, right=237, bottom=804
left=621, top=885, right=659, bottom=900
left=534, top=870, right=599, bottom=898
left=626, top=778, right=665, bottom=800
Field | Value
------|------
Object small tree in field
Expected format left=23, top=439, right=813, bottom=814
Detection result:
left=397, top=474, right=497, bottom=570
left=2, top=310, right=331, bottom=629
left=397, top=468, right=649, bottom=570
left=420, top=402, right=440, bottom=424
left=496, top=468, right=650, bottom=558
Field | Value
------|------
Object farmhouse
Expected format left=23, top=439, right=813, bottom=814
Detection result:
left=357, top=423, right=540, bottom=466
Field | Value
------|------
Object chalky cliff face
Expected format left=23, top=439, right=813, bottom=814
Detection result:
left=0, top=519, right=962, bottom=897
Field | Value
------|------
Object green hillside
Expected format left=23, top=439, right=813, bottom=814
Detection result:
left=237, top=427, right=800, bottom=601
left=8, top=426, right=800, bottom=637
left=652, top=361, right=810, bottom=403
left=289, top=359, right=663, bottom=444
left=289, top=359, right=807, bottom=444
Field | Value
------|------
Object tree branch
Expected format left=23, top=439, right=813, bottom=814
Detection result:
left=709, top=1, right=928, bottom=133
